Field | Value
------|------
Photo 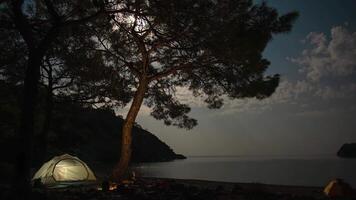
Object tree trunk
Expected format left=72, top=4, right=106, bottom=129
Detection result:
left=15, top=52, right=41, bottom=199
left=37, top=99, right=52, bottom=163
left=112, top=76, right=148, bottom=180
left=38, top=70, right=53, bottom=164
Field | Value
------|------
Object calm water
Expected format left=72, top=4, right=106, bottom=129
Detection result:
left=133, top=156, right=356, bottom=187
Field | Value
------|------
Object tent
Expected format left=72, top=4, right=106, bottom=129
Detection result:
left=32, top=154, right=96, bottom=186
left=323, top=179, right=354, bottom=198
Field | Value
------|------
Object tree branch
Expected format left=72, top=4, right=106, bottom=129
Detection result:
left=61, top=10, right=104, bottom=27
left=43, top=0, right=61, bottom=22
left=9, top=0, right=36, bottom=50
left=94, top=33, right=141, bottom=76
left=149, top=52, right=216, bottom=82
left=61, top=7, right=136, bottom=28
left=149, top=63, right=194, bottom=82
left=52, top=78, right=74, bottom=90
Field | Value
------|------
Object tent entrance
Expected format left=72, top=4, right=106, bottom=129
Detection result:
left=53, top=159, right=89, bottom=181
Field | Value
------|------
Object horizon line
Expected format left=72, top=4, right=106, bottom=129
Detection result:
left=184, top=153, right=336, bottom=157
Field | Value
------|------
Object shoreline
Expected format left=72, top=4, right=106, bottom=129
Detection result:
left=1, top=177, right=354, bottom=200
left=140, top=177, right=325, bottom=197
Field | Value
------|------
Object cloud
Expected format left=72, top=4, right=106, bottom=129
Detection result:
left=292, top=26, right=356, bottom=82
left=315, top=83, right=356, bottom=100
left=291, top=25, right=356, bottom=101
left=216, top=25, right=356, bottom=116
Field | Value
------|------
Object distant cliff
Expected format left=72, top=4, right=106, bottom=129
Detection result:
left=337, top=143, right=356, bottom=158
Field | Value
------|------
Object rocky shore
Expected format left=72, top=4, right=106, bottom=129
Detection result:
left=2, top=177, right=355, bottom=200
left=338, top=143, right=356, bottom=158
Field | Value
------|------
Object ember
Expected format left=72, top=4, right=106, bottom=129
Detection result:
left=109, top=182, right=118, bottom=191
left=99, top=180, right=118, bottom=191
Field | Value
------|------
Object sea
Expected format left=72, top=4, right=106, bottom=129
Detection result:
left=133, top=155, right=356, bottom=187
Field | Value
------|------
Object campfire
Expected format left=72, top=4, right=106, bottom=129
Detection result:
left=98, top=171, right=137, bottom=191
left=109, top=182, right=118, bottom=191
left=97, top=181, right=118, bottom=191
left=98, top=180, right=135, bottom=191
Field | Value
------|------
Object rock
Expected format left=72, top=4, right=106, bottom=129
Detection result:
left=175, top=154, right=187, bottom=159
left=337, top=143, right=356, bottom=158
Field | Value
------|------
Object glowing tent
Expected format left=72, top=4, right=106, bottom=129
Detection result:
left=323, top=179, right=354, bottom=198
left=32, top=154, right=96, bottom=185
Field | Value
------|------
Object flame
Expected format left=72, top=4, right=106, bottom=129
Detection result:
left=109, top=182, right=118, bottom=191
left=97, top=182, right=118, bottom=191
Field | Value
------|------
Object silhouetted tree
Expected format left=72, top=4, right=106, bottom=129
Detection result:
left=1, top=0, right=131, bottom=168
left=35, top=28, right=127, bottom=164
left=93, top=0, right=298, bottom=180
left=0, top=0, right=116, bottom=198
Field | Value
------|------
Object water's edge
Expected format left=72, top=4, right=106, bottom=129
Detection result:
left=133, top=156, right=356, bottom=187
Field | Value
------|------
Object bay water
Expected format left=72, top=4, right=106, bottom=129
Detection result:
left=133, top=155, right=356, bottom=187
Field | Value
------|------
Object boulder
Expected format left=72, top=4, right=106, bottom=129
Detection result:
left=337, top=143, right=356, bottom=158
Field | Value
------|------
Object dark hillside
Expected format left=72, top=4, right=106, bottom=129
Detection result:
left=337, top=143, right=356, bottom=158
left=0, top=81, right=185, bottom=168
left=49, top=104, right=185, bottom=164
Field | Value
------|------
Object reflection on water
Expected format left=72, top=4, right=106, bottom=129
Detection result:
left=133, top=155, right=356, bottom=187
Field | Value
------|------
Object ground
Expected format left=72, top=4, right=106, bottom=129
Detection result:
left=2, top=177, right=355, bottom=200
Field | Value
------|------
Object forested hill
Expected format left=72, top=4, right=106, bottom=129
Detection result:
left=49, top=104, right=186, bottom=164
left=0, top=81, right=185, bottom=166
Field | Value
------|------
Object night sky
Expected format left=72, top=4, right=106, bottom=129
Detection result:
left=119, top=0, right=356, bottom=156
